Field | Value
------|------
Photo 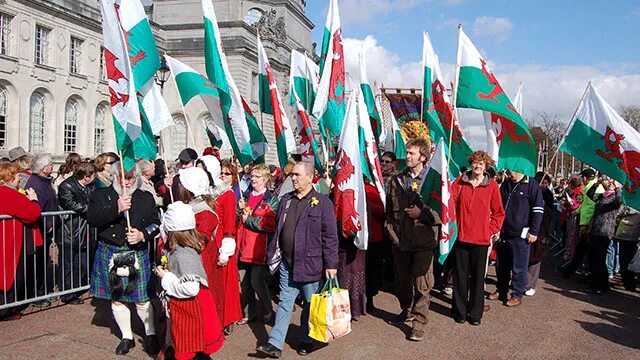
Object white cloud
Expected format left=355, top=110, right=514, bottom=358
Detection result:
left=343, top=35, right=640, bottom=150
left=472, top=16, right=514, bottom=43
left=339, top=0, right=460, bottom=26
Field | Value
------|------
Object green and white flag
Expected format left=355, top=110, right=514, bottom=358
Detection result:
left=357, top=87, right=386, bottom=207
left=422, top=31, right=472, bottom=177
left=455, top=27, right=536, bottom=176
left=289, top=49, right=318, bottom=112
left=164, top=55, right=229, bottom=149
left=560, top=83, right=640, bottom=210
left=334, top=89, right=368, bottom=250
left=257, top=35, right=296, bottom=169
left=293, top=91, right=324, bottom=175
left=202, top=0, right=266, bottom=166
left=483, top=83, right=523, bottom=163
left=312, top=0, right=346, bottom=138
left=380, top=97, right=406, bottom=169
left=359, top=49, right=383, bottom=144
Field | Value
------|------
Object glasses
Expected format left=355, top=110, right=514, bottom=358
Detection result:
left=221, top=172, right=232, bottom=176
left=381, top=160, right=393, bottom=164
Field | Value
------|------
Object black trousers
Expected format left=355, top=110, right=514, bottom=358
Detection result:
left=562, top=226, right=590, bottom=274
left=587, top=235, right=611, bottom=291
left=452, top=242, right=489, bottom=321
left=59, top=245, right=89, bottom=302
left=365, top=241, right=386, bottom=299
left=618, top=240, right=638, bottom=290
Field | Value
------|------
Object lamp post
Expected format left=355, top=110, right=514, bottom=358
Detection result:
left=154, top=55, right=170, bottom=93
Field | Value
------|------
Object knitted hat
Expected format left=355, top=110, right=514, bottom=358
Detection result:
left=163, top=201, right=196, bottom=232
left=179, top=167, right=211, bottom=197
left=199, top=155, right=221, bottom=180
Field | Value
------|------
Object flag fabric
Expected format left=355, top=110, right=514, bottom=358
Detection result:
left=560, top=83, right=640, bottom=210
left=257, top=35, right=296, bottom=169
left=420, top=140, right=458, bottom=264
left=483, top=83, right=523, bottom=163
left=164, top=55, right=229, bottom=149
left=202, top=0, right=265, bottom=166
left=359, top=50, right=383, bottom=144
left=333, top=89, right=368, bottom=250
left=242, top=97, right=268, bottom=165
left=139, top=79, right=173, bottom=135
left=357, top=89, right=386, bottom=207
left=384, top=93, right=422, bottom=125
left=293, top=92, right=324, bottom=175
left=312, top=0, right=346, bottom=138
left=422, top=32, right=473, bottom=177
left=289, top=49, right=319, bottom=112
left=455, top=27, right=536, bottom=176
left=381, top=97, right=407, bottom=169
left=101, top=0, right=159, bottom=170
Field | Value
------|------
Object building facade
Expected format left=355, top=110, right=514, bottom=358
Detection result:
left=0, top=0, right=314, bottom=163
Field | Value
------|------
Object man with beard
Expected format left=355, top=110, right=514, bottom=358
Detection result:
left=88, top=162, right=160, bottom=356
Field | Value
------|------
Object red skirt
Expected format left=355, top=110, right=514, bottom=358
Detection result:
left=169, top=288, right=225, bottom=357
left=208, top=253, right=243, bottom=327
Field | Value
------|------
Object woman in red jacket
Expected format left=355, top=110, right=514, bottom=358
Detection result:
left=451, top=151, right=505, bottom=326
left=0, top=163, right=42, bottom=321
left=236, top=164, right=278, bottom=325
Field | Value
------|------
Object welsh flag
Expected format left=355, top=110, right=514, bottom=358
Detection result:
left=202, top=0, right=266, bottom=166
left=422, top=32, right=472, bottom=177
left=560, top=83, right=640, bottom=210
left=289, top=49, right=318, bottom=112
left=333, top=89, right=368, bottom=250
left=380, top=96, right=406, bottom=170
left=312, top=0, right=346, bottom=139
left=358, top=55, right=385, bottom=206
left=483, top=83, right=523, bottom=163
left=359, top=50, right=383, bottom=144
left=164, top=55, right=230, bottom=150
left=293, top=92, right=324, bottom=175
left=101, top=0, right=158, bottom=170
left=455, top=27, right=536, bottom=176
left=420, top=140, right=458, bottom=264
left=257, top=35, right=296, bottom=169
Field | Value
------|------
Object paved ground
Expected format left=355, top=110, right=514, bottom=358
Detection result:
left=1, top=261, right=638, bottom=360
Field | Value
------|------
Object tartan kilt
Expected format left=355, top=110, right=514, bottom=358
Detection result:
left=90, top=241, right=154, bottom=303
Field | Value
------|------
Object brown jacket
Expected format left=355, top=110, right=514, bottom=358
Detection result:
left=385, top=168, right=441, bottom=252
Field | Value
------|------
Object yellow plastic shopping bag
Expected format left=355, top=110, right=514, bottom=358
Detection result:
left=308, top=277, right=351, bottom=343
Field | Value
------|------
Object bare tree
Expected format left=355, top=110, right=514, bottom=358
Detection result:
left=619, top=105, right=640, bottom=130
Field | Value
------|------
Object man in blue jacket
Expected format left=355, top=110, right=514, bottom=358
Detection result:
left=258, top=161, right=339, bottom=358
left=488, top=170, right=544, bottom=307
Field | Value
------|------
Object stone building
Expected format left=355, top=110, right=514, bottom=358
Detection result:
left=0, top=0, right=314, bottom=163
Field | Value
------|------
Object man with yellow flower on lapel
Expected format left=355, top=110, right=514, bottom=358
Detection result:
left=258, top=161, right=339, bottom=358
left=386, top=138, right=441, bottom=342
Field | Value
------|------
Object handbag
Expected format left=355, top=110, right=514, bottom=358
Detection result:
left=108, top=251, right=140, bottom=297
left=308, top=277, right=351, bottom=343
left=628, top=246, right=640, bottom=274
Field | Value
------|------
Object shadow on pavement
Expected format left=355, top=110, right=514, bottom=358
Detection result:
left=576, top=310, right=640, bottom=349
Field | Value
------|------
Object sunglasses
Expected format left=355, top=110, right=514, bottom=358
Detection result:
left=381, top=160, right=393, bottom=164
left=221, top=172, right=232, bottom=176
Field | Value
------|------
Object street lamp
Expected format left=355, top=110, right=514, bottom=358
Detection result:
left=155, top=55, right=171, bottom=91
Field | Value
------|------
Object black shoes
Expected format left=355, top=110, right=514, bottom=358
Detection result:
left=144, top=335, right=160, bottom=355
left=33, top=299, right=51, bottom=308
left=256, top=344, right=282, bottom=358
left=468, top=318, right=482, bottom=326
left=297, top=342, right=313, bottom=356
left=453, top=316, right=465, bottom=324
left=115, top=338, right=135, bottom=355
left=63, top=298, right=84, bottom=305
left=390, top=310, right=415, bottom=325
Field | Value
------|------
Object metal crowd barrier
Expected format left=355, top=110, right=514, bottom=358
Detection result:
left=1, top=211, right=157, bottom=311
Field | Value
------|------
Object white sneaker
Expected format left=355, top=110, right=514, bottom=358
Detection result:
left=524, top=288, right=536, bottom=297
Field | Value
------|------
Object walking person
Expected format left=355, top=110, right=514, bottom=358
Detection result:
left=451, top=151, right=505, bottom=325
left=386, top=138, right=441, bottom=341
left=489, top=169, right=544, bottom=307
left=256, top=161, right=338, bottom=358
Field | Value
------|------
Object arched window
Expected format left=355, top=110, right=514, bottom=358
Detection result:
left=244, top=8, right=263, bottom=26
left=29, top=91, right=45, bottom=152
left=0, top=86, right=7, bottom=149
left=64, top=98, right=79, bottom=152
left=94, top=104, right=107, bottom=155
left=171, top=115, right=187, bottom=157
left=202, top=114, right=215, bottom=146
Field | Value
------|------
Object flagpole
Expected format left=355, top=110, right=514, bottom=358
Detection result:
left=158, top=135, right=174, bottom=203
left=117, top=150, right=132, bottom=232
left=447, top=24, right=463, bottom=167
left=165, top=53, right=198, bottom=148
left=544, top=82, right=591, bottom=177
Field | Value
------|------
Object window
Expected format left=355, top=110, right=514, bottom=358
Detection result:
left=69, top=36, right=83, bottom=74
left=0, top=13, right=12, bottom=56
left=171, top=115, right=187, bottom=157
left=35, top=25, right=50, bottom=65
left=251, top=71, right=259, bottom=102
left=244, top=8, right=263, bottom=26
left=94, top=105, right=107, bottom=155
left=29, top=92, right=45, bottom=152
left=99, top=46, right=107, bottom=81
left=0, top=86, right=6, bottom=149
left=64, top=98, right=79, bottom=152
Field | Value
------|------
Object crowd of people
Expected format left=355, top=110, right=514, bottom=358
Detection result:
left=0, top=140, right=639, bottom=359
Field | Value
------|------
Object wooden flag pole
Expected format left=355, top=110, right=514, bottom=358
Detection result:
left=117, top=150, right=132, bottom=232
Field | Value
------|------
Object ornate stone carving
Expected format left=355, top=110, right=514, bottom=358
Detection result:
left=255, top=9, right=286, bottom=44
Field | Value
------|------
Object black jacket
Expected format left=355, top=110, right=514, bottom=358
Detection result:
left=57, top=176, right=94, bottom=247
left=88, top=186, right=160, bottom=248
left=500, top=176, right=545, bottom=238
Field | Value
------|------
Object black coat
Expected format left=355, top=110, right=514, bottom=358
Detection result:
left=57, top=176, right=93, bottom=247
left=87, top=186, right=160, bottom=248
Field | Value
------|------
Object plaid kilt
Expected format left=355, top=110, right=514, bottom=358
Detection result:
left=90, top=241, right=154, bottom=303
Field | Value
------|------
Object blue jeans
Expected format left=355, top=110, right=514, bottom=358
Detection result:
left=268, top=260, right=320, bottom=350
left=606, top=240, right=619, bottom=276
left=496, top=237, right=531, bottom=299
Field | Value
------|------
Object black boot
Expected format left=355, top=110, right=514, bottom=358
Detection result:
left=144, top=335, right=160, bottom=355
left=115, top=338, right=135, bottom=355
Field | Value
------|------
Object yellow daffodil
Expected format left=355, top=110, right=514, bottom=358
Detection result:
left=160, top=255, right=168, bottom=269
left=411, top=181, right=418, bottom=191
left=310, top=196, right=320, bottom=207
